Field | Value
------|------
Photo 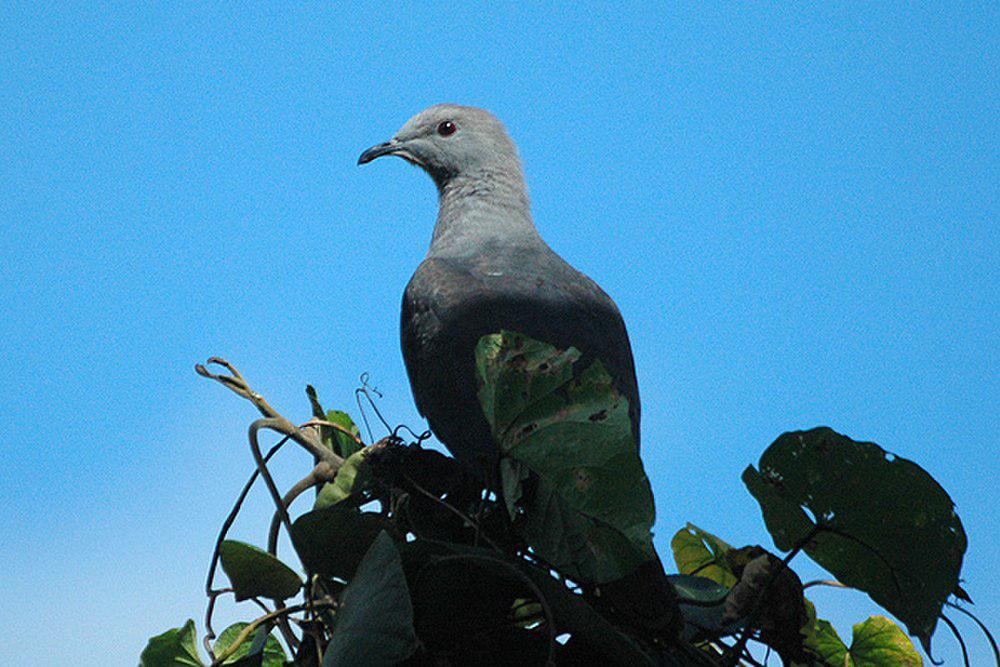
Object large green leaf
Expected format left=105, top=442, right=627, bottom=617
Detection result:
left=848, top=616, right=923, bottom=666
left=291, top=505, right=391, bottom=579
left=670, top=523, right=739, bottom=588
left=139, top=619, right=204, bottom=666
left=323, top=531, right=416, bottom=666
left=218, top=540, right=303, bottom=601
left=743, top=427, right=966, bottom=650
left=476, top=331, right=656, bottom=583
left=798, top=600, right=922, bottom=666
left=212, top=623, right=286, bottom=666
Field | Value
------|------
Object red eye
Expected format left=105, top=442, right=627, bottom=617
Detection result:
left=437, top=120, right=457, bottom=136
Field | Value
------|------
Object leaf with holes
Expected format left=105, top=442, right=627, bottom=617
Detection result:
left=476, top=331, right=656, bottom=584
left=744, top=427, right=966, bottom=651
left=218, top=540, right=302, bottom=602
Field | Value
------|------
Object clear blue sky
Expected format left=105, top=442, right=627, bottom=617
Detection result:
left=1, top=3, right=995, bottom=664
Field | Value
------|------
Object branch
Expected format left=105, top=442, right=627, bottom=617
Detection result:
left=203, top=437, right=289, bottom=659
left=196, top=357, right=344, bottom=468
left=268, top=460, right=339, bottom=555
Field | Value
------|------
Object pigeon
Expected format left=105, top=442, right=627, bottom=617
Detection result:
left=359, top=104, right=640, bottom=470
left=359, top=104, right=680, bottom=641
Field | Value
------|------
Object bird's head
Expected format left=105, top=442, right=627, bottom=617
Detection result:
left=358, top=104, right=521, bottom=188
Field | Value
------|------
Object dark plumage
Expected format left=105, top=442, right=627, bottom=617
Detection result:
left=360, top=104, right=639, bottom=468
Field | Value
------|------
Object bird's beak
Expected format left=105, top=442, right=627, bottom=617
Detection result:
left=358, top=139, right=416, bottom=166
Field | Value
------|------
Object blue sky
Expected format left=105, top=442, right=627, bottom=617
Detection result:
left=1, top=3, right=995, bottom=664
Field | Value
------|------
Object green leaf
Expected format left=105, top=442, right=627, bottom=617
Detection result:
left=476, top=331, right=656, bottom=583
left=324, top=409, right=362, bottom=458
left=799, top=599, right=849, bottom=666
left=218, top=541, right=303, bottom=601
left=212, top=623, right=286, bottom=666
left=670, top=523, right=739, bottom=588
left=315, top=447, right=370, bottom=509
left=305, top=385, right=363, bottom=458
left=291, top=505, right=391, bottom=579
left=139, top=619, right=204, bottom=666
left=849, top=616, right=923, bottom=666
left=798, top=601, right=922, bottom=666
left=744, top=427, right=966, bottom=649
left=323, top=532, right=416, bottom=666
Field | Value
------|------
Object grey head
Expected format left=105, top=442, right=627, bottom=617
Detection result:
left=358, top=104, right=524, bottom=190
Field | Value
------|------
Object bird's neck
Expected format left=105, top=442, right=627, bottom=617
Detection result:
left=428, top=167, right=541, bottom=257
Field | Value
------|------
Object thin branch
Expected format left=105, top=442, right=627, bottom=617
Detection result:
left=196, top=357, right=343, bottom=468
left=267, top=460, right=338, bottom=555
left=203, top=438, right=288, bottom=658
left=402, top=472, right=504, bottom=554
left=300, top=417, right=365, bottom=447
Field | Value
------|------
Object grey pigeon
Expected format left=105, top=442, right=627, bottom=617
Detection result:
left=359, top=105, right=681, bottom=641
left=359, top=104, right=641, bottom=470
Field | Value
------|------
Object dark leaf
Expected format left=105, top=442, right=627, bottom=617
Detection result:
left=410, top=554, right=547, bottom=664
left=291, top=505, right=391, bottom=579
left=323, top=532, right=416, bottom=666
left=744, top=426, right=966, bottom=649
left=218, top=540, right=302, bottom=602
left=139, top=619, right=204, bottom=666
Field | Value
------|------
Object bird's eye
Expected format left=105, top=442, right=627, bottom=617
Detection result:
left=437, top=120, right=457, bottom=136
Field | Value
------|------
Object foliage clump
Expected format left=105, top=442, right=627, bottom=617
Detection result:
left=140, top=335, right=985, bottom=666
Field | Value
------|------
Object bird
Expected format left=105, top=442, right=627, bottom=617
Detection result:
left=359, top=104, right=680, bottom=640
left=358, top=104, right=641, bottom=471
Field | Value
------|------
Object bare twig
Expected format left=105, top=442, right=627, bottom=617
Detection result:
left=300, top=417, right=365, bottom=448
left=203, top=438, right=289, bottom=658
left=196, top=358, right=343, bottom=468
